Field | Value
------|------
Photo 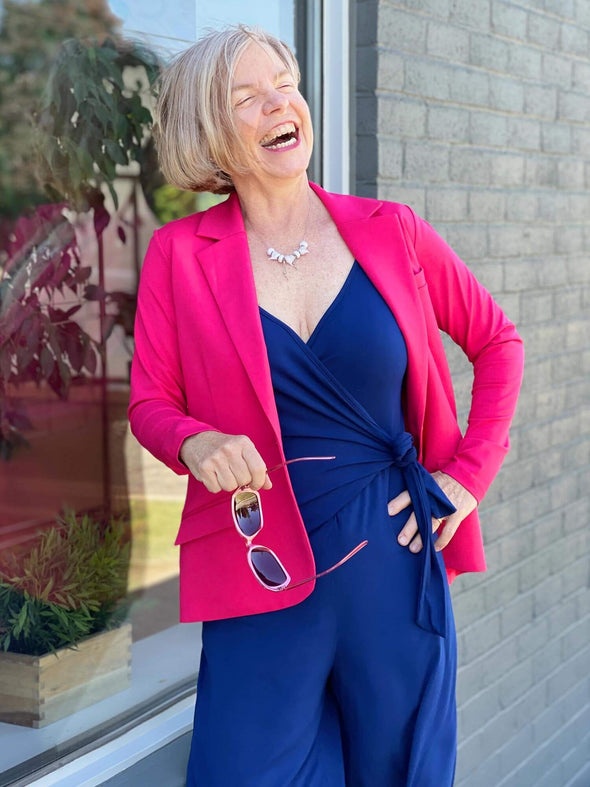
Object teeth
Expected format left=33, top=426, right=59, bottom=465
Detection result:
left=260, top=122, right=297, bottom=146
left=264, top=136, right=298, bottom=150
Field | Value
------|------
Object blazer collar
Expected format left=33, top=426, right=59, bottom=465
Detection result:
left=195, top=182, right=427, bottom=450
left=195, top=181, right=382, bottom=240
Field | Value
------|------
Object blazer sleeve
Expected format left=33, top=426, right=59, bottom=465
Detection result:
left=128, top=231, right=221, bottom=476
left=400, top=206, right=525, bottom=503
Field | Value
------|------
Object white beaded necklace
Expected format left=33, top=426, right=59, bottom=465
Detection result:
left=245, top=197, right=312, bottom=276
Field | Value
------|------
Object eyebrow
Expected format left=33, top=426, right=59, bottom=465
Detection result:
left=231, top=70, right=293, bottom=93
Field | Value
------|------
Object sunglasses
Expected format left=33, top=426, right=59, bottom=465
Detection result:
left=230, top=456, right=368, bottom=592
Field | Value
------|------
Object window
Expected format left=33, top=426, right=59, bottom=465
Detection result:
left=0, top=0, right=350, bottom=782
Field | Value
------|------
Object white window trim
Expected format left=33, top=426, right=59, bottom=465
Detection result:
left=322, top=0, right=351, bottom=195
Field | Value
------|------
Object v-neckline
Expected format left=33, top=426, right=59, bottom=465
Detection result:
left=259, top=260, right=358, bottom=347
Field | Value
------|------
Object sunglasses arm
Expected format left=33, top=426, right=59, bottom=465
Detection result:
left=281, top=539, right=369, bottom=591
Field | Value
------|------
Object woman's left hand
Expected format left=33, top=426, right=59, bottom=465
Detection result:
left=387, top=471, right=478, bottom=553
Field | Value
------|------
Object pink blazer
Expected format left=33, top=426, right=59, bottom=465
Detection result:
left=128, top=182, right=524, bottom=622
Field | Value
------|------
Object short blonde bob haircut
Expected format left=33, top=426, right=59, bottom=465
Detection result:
left=153, top=25, right=301, bottom=194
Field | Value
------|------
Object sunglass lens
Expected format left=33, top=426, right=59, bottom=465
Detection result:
left=250, top=547, right=288, bottom=588
left=233, top=490, right=262, bottom=537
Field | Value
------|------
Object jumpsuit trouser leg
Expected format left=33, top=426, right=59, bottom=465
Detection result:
left=185, top=474, right=457, bottom=787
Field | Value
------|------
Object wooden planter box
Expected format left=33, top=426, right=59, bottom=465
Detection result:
left=0, top=622, right=132, bottom=728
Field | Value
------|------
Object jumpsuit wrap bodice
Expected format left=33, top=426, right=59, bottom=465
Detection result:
left=259, top=259, right=456, bottom=638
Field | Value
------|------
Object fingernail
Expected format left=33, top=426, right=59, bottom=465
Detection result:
left=410, top=542, right=419, bottom=552
left=398, top=534, right=408, bottom=545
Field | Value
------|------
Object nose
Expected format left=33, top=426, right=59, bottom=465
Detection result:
left=262, top=87, right=289, bottom=114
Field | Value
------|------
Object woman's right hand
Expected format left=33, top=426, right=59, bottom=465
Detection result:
left=179, top=431, right=273, bottom=494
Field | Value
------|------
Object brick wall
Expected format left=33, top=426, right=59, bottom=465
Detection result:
left=355, top=1, right=590, bottom=785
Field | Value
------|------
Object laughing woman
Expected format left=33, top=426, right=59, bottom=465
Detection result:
left=128, top=25, right=524, bottom=787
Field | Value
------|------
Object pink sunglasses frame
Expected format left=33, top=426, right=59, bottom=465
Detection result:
left=230, top=456, right=368, bottom=592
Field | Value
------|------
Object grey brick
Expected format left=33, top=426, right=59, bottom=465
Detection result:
left=498, top=723, right=536, bottom=777
left=559, top=91, right=590, bottom=124
left=469, top=190, right=505, bottom=220
left=449, top=67, right=489, bottom=106
left=405, top=0, right=450, bottom=16
left=507, top=45, right=542, bottom=81
left=561, top=617, right=590, bottom=661
left=450, top=147, right=492, bottom=184
left=525, top=84, right=557, bottom=119
left=525, top=156, right=558, bottom=187
left=491, top=153, right=525, bottom=187
left=557, top=158, right=585, bottom=190
left=425, top=187, right=469, bottom=221
left=379, top=97, right=427, bottom=137
left=515, top=618, right=550, bottom=660
left=470, top=32, right=510, bottom=72
left=546, top=0, right=574, bottom=16
left=404, top=58, right=451, bottom=100
left=378, top=183, right=426, bottom=214
left=403, top=141, right=449, bottom=181
left=541, top=122, right=571, bottom=154
left=444, top=223, right=488, bottom=258
left=572, top=61, right=590, bottom=93
left=562, top=554, right=590, bottom=596
left=376, top=136, right=403, bottom=178
left=543, top=52, right=573, bottom=89
left=449, top=0, right=491, bottom=31
left=565, top=194, right=590, bottom=221
left=470, top=110, right=508, bottom=147
left=547, top=595, right=579, bottom=638
left=527, top=12, right=560, bottom=49
left=533, top=572, right=563, bottom=619
left=461, top=682, right=502, bottom=731
left=501, top=591, right=535, bottom=637
left=507, top=117, right=541, bottom=151
left=427, top=105, right=469, bottom=142
left=572, top=127, right=590, bottom=156
left=378, top=7, right=426, bottom=52
left=499, top=658, right=535, bottom=708
left=489, top=74, right=524, bottom=112
left=575, top=0, right=590, bottom=25
left=491, top=2, right=527, bottom=39
left=505, top=192, right=538, bottom=222
left=546, top=647, right=590, bottom=702
left=462, top=612, right=503, bottom=661
left=377, top=50, right=405, bottom=92
left=533, top=637, right=562, bottom=683
left=555, top=226, right=585, bottom=254
left=560, top=22, right=589, bottom=56
left=427, top=20, right=469, bottom=61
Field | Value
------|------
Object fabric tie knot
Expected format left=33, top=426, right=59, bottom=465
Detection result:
left=388, top=431, right=417, bottom=467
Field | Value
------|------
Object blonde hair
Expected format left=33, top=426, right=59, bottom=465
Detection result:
left=153, top=25, right=301, bottom=194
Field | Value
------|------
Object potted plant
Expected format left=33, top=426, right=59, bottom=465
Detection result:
left=0, top=507, right=132, bottom=727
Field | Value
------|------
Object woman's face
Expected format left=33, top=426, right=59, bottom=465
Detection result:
left=228, top=41, right=313, bottom=187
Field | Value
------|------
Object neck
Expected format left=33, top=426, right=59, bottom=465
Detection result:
left=235, top=174, right=313, bottom=239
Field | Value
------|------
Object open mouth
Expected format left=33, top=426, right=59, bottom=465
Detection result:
left=260, top=122, right=299, bottom=150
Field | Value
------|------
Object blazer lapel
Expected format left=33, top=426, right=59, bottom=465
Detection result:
left=196, top=194, right=283, bottom=439
left=195, top=184, right=429, bottom=449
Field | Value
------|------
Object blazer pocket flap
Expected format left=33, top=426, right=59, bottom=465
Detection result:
left=174, top=503, right=234, bottom=545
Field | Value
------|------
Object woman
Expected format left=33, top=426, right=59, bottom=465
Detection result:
left=128, top=25, right=524, bottom=787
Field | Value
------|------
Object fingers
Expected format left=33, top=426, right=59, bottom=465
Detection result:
left=181, top=432, right=272, bottom=493
left=387, top=490, right=411, bottom=516
left=393, top=504, right=446, bottom=554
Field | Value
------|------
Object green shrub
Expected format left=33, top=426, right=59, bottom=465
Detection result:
left=0, top=508, right=131, bottom=656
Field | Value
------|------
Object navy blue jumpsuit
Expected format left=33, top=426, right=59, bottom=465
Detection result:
left=186, top=260, right=458, bottom=786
